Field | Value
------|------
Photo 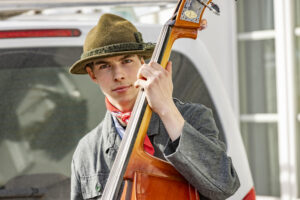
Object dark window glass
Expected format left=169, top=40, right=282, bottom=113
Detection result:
left=237, top=0, right=274, bottom=32
left=238, top=39, right=277, bottom=114
left=241, top=122, right=280, bottom=196
left=296, top=0, right=300, bottom=27
left=0, top=47, right=105, bottom=199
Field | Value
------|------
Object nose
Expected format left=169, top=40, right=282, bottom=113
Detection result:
left=113, top=65, right=125, bottom=81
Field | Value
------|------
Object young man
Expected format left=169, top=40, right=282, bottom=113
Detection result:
left=70, top=13, right=240, bottom=200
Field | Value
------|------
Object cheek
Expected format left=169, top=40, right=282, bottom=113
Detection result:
left=132, top=66, right=141, bottom=79
left=98, top=82, right=111, bottom=96
left=94, top=71, right=109, bottom=82
left=94, top=75, right=110, bottom=90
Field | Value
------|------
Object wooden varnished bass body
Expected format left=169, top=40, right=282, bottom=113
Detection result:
left=100, top=0, right=217, bottom=199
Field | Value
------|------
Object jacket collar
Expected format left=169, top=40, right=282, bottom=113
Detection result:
left=101, top=111, right=120, bottom=154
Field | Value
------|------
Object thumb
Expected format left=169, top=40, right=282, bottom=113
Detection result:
left=165, top=61, right=172, bottom=75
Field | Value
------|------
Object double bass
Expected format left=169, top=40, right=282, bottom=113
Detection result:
left=101, top=0, right=220, bottom=199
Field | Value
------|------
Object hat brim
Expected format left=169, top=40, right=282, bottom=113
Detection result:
left=69, top=44, right=155, bottom=74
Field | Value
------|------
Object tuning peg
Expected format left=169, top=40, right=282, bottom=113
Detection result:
left=210, top=2, right=220, bottom=15
left=197, top=0, right=220, bottom=15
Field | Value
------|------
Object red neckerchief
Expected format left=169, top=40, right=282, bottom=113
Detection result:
left=105, top=97, right=155, bottom=155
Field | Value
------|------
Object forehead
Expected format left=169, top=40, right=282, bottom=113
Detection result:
left=93, top=54, right=138, bottom=64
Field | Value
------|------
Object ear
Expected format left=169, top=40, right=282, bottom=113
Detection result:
left=86, top=66, right=98, bottom=83
left=140, top=57, right=145, bottom=64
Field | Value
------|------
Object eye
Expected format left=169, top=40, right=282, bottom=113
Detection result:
left=123, top=59, right=133, bottom=64
left=98, top=64, right=111, bottom=70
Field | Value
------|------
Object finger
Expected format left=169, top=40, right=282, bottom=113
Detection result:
left=138, top=64, right=155, bottom=79
left=150, top=61, right=171, bottom=76
left=151, top=61, right=172, bottom=78
left=142, top=62, right=166, bottom=80
left=148, top=61, right=165, bottom=70
left=134, top=79, right=147, bottom=89
left=148, top=62, right=170, bottom=79
left=199, top=19, right=207, bottom=30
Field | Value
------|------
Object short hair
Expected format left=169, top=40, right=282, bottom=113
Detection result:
left=84, top=54, right=144, bottom=72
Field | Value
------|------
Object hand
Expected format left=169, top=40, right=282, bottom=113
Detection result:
left=134, top=61, right=174, bottom=116
left=199, top=19, right=207, bottom=31
left=134, top=61, right=184, bottom=141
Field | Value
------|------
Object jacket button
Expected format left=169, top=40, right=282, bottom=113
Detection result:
left=95, top=183, right=101, bottom=192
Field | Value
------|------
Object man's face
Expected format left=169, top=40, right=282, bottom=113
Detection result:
left=86, top=54, right=144, bottom=112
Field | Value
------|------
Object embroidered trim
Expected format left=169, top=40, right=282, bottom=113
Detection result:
left=81, top=42, right=155, bottom=59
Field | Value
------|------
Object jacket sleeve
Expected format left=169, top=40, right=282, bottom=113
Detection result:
left=71, top=159, right=84, bottom=200
left=163, top=103, right=240, bottom=200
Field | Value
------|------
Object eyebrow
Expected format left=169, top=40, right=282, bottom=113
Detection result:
left=94, top=55, right=135, bottom=65
left=121, top=54, right=135, bottom=60
left=94, top=60, right=108, bottom=65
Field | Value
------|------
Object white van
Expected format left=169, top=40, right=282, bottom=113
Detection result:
left=0, top=4, right=255, bottom=200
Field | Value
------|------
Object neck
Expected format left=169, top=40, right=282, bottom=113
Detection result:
left=108, top=98, right=136, bottom=112
left=112, top=102, right=133, bottom=112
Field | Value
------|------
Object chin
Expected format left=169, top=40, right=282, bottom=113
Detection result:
left=117, top=97, right=136, bottom=111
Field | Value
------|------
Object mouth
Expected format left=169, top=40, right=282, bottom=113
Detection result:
left=112, top=85, right=132, bottom=93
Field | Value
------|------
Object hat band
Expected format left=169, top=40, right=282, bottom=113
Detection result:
left=81, top=42, right=154, bottom=59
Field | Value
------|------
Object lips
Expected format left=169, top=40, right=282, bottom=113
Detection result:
left=112, top=85, right=131, bottom=93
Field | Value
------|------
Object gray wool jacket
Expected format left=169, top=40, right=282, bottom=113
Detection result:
left=71, top=99, right=240, bottom=200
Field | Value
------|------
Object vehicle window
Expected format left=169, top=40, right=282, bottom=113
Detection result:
left=0, top=47, right=225, bottom=198
left=0, top=47, right=106, bottom=198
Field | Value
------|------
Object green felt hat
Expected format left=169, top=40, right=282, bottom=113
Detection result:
left=69, top=13, right=155, bottom=74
